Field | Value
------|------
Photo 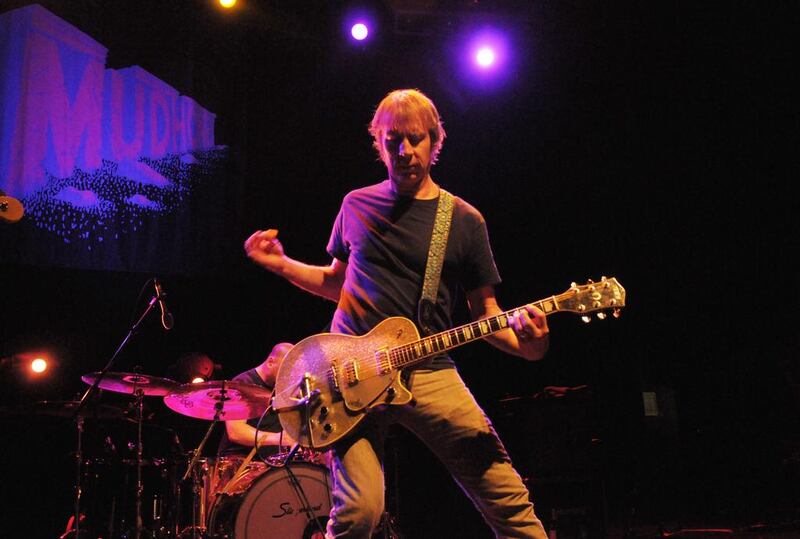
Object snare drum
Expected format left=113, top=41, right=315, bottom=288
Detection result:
left=207, top=462, right=331, bottom=538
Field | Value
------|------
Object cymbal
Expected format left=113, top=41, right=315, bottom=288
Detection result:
left=0, top=400, right=126, bottom=420
left=163, top=380, right=271, bottom=421
left=81, top=371, right=179, bottom=396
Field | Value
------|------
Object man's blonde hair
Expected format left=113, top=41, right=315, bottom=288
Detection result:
left=369, top=89, right=446, bottom=164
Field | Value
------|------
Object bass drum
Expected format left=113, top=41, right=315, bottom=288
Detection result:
left=207, top=462, right=331, bottom=539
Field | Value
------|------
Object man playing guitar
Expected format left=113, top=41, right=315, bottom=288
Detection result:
left=244, top=89, right=550, bottom=538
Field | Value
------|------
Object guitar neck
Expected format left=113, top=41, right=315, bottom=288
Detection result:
left=387, top=297, right=558, bottom=370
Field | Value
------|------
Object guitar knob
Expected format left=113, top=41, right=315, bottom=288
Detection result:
left=319, top=406, right=329, bottom=417
left=323, top=423, right=333, bottom=433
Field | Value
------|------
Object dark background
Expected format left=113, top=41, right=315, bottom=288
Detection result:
left=1, top=1, right=796, bottom=537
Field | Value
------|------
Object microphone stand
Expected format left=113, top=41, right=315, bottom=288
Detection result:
left=69, top=288, right=160, bottom=539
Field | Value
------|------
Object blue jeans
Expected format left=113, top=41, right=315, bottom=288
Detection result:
left=325, top=368, right=548, bottom=538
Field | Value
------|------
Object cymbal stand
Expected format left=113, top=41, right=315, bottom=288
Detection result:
left=69, top=285, right=160, bottom=539
left=180, top=381, right=229, bottom=539
left=133, top=386, right=145, bottom=539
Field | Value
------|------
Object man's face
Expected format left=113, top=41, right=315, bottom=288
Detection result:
left=264, top=343, right=293, bottom=383
left=381, top=122, right=433, bottom=196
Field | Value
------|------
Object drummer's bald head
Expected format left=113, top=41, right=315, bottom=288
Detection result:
left=261, top=342, right=293, bottom=383
left=269, top=342, right=294, bottom=362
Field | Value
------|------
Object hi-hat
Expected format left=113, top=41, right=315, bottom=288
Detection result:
left=81, top=371, right=179, bottom=396
left=163, top=380, right=271, bottom=421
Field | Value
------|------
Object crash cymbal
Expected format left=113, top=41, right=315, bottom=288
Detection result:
left=81, top=371, right=179, bottom=396
left=0, top=400, right=126, bottom=420
left=163, top=380, right=271, bottom=421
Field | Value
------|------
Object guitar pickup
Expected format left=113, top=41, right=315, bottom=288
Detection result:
left=343, top=358, right=359, bottom=386
left=375, top=348, right=391, bottom=375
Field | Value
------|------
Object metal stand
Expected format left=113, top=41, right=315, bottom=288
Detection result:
left=178, top=381, right=229, bottom=539
left=133, top=387, right=146, bottom=539
left=68, top=286, right=160, bottom=539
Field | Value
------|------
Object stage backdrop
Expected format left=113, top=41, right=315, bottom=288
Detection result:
left=0, top=4, right=238, bottom=273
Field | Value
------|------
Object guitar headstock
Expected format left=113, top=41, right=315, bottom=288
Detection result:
left=557, top=276, right=625, bottom=322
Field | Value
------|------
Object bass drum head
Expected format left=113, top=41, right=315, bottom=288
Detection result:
left=208, top=462, right=331, bottom=539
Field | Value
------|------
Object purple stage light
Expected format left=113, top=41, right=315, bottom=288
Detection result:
left=468, top=29, right=507, bottom=72
left=343, top=6, right=377, bottom=45
left=476, top=47, right=496, bottom=68
left=351, top=22, right=369, bottom=41
left=450, top=25, right=516, bottom=91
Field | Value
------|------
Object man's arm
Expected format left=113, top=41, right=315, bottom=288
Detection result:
left=466, top=285, right=549, bottom=361
left=225, top=418, right=296, bottom=449
left=244, top=229, right=347, bottom=301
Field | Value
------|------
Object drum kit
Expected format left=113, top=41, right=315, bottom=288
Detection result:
left=55, top=370, right=332, bottom=539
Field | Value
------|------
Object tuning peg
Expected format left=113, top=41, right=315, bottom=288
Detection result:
left=596, top=312, right=606, bottom=320
left=581, top=315, right=592, bottom=324
left=612, top=308, right=621, bottom=318
left=570, top=282, right=578, bottom=289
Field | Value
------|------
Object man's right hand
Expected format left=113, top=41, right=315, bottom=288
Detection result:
left=244, top=229, right=285, bottom=273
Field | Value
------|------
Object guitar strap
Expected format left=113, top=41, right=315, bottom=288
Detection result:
left=417, top=188, right=454, bottom=337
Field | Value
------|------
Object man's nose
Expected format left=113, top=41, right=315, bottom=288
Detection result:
left=398, top=138, right=412, bottom=157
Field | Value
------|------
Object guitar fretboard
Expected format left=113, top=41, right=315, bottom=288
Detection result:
left=387, top=298, right=557, bottom=369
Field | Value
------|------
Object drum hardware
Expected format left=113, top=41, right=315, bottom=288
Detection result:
left=0, top=399, right=128, bottom=420
left=68, top=280, right=170, bottom=539
left=163, top=380, right=271, bottom=538
left=162, top=379, right=274, bottom=484
left=80, top=371, right=178, bottom=539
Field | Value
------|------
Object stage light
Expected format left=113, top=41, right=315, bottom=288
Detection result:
left=351, top=22, right=369, bottom=41
left=1, top=351, right=57, bottom=382
left=343, top=6, right=377, bottom=45
left=450, top=24, right=516, bottom=91
left=30, top=358, right=48, bottom=374
left=476, top=47, right=495, bottom=68
left=171, top=351, right=220, bottom=384
left=468, top=29, right=507, bottom=72
left=219, top=0, right=237, bottom=8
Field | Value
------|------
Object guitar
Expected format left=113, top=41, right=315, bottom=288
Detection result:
left=0, top=195, right=24, bottom=223
left=273, top=277, right=625, bottom=449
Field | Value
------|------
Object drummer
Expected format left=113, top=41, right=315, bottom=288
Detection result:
left=216, top=342, right=297, bottom=457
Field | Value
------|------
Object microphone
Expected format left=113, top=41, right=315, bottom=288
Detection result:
left=153, top=278, right=174, bottom=330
